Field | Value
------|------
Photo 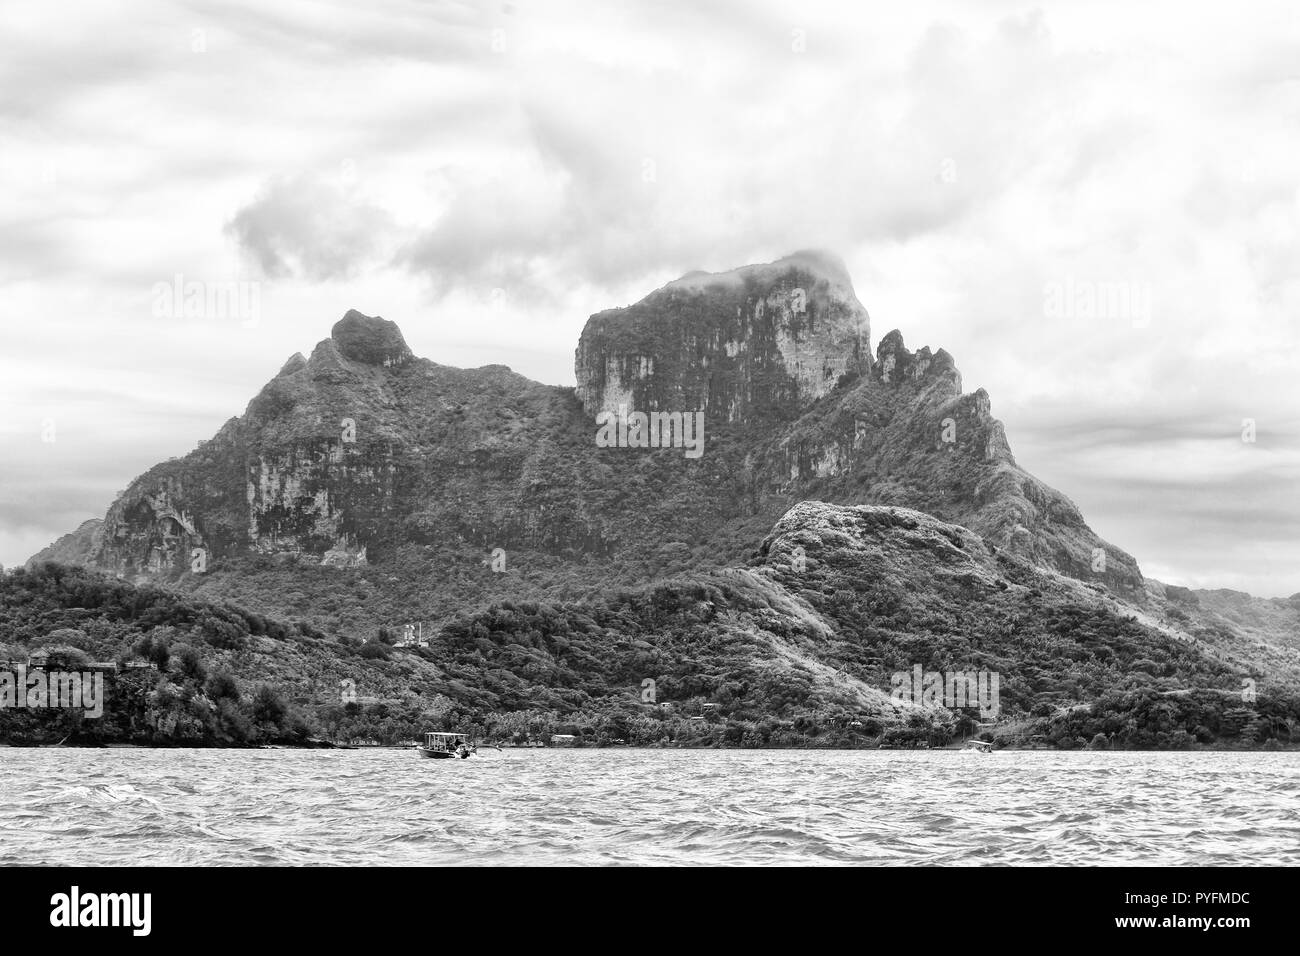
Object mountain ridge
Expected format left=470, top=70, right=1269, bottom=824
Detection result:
left=30, top=254, right=1143, bottom=603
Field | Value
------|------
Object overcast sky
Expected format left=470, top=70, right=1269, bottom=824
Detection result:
left=2, top=0, right=1298, bottom=596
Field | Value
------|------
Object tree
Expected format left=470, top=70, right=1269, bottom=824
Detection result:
left=205, top=670, right=241, bottom=702
left=215, top=697, right=251, bottom=743
left=1222, top=707, right=1259, bottom=740
left=251, top=684, right=288, bottom=727
left=174, top=645, right=206, bottom=682
left=141, top=633, right=171, bottom=669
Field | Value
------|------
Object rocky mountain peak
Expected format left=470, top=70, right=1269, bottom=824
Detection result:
left=329, top=310, right=412, bottom=367
left=873, top=329, right=960, bottom=392
left=575, top=252, right=871, bottom=424
left=277, top=352, right=307, bottom=377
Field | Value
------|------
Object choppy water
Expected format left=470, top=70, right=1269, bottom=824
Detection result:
left=1, top=749, right=1296, bottom=865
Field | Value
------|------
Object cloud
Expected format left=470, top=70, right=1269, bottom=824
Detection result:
left=225, top=174, right=397, bottom=281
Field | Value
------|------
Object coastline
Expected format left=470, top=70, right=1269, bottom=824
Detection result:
left=4, top=739, right=1294, bottom=753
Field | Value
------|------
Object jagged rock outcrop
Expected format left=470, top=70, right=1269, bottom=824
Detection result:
left=329, top=310, right=413, bottom=366
left=760, top=501, right=1004, bottom=591
left=575, top=250, right=871, bottom=424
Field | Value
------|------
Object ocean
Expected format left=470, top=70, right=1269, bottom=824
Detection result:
left=2, top=749, right=1296, bottom=866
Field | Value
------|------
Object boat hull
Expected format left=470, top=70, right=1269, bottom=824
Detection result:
left=416, top=747, right=455, bottom=759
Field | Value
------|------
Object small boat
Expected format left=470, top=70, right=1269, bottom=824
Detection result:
left=416, top=732, right=475, bottom=759
left=963, top=739, right=994, bottom=754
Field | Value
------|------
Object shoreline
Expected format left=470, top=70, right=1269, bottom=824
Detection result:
left=3, top=740, right=1295, bottom=753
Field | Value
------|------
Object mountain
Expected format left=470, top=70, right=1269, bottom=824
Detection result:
left=22, top=252, right=1298, bottom=748
left=33, top=252, right=1137, bottom=593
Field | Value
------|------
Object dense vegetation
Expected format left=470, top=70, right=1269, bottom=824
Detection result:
left=3, top=550, right=1296, bottom=750
left=0, top=563, right=312, bottom=746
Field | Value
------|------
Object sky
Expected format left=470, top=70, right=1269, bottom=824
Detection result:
left=2, top=0, right=1298, bottom=596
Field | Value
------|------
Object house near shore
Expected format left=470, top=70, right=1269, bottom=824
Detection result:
left=394, top=622, right=429, bottom=648
left=13, top=655, right=117, bottom=673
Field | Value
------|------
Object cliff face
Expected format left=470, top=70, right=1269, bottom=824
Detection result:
left=575, top=251, right=871, bottom=424
left=51, top=312, right=418, bottom=577
left=33, top=254, right=1141, bottom=603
